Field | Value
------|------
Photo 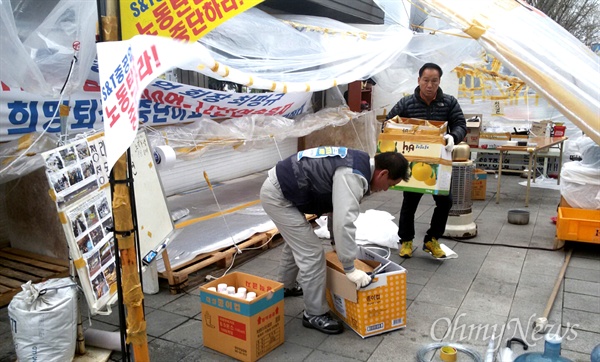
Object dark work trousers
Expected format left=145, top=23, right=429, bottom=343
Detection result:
left=398, top=190, right=453, bottom=242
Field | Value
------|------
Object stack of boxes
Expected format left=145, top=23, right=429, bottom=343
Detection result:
left=378, top=117, right=453, bottom=195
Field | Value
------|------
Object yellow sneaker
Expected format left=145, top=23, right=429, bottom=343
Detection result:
left=423, top=237, right=446, bottom=258
left=399, top=241, right=413, bottom=258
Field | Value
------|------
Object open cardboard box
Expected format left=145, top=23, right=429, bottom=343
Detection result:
left=383, top=117, right=447, bottom=136
left=199, top=272, right=284, bottom=362
left=325, top=247, right=407, bottom=338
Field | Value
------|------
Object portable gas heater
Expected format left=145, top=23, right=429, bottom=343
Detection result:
left=444, top=145, right=478, bottom=238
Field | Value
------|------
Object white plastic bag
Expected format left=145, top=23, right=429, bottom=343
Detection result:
left=560, top=137, right=600, bottom=209
left=313, top=210, right=400, bottom=249
left=8, top=277, right=78, bottom=362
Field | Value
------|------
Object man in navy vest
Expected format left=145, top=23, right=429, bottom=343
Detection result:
left=260, top=146, right=409, bottom=334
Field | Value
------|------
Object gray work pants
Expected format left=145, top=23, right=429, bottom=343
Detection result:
left=259, top=171, right=328, bottom=316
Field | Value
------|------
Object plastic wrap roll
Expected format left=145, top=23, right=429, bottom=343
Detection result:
left=153, top=145, right=176, bottom=170
left=83, top=329, right=122, bottom=351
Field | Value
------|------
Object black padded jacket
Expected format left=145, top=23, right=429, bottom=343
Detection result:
left=386, top=86, right=467, bottom=144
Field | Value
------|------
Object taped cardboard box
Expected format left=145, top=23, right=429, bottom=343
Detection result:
left=200, top=272, right=284, bottom=362
left=325, top=248, right=407, bottom=338
left=472, top=168, right=487, bottom=200
left=378, top=129, right=453, bottom=195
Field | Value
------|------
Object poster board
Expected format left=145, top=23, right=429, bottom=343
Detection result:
left=42, top=137, right=117, bottom=315
left=129, top=131, right=174, bottom=263
left=41, top=131, right=173, bottom=314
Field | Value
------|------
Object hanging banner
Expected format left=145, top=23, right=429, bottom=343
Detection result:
left=120, top=0, right=264, bottom=41
left=97, top=35, right=312, bottom=172
left=0, top=78, right=311, bottom=142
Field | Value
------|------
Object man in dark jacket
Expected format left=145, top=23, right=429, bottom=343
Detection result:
left=387, top=62, right=467, bottom=259
left=260, top=147, right=409, bottom=334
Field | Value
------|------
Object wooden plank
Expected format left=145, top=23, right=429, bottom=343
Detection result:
left=3, top=247, right=69, bottom=267
left=0, top=258, right=56, bottom=278
left=0, top=251, right=66, bottom=272
left=0, top=266, right=41, bottom=283
left=0, top=247, right=70, bottom=308
left=0, top=291, right=18, bottom=308
left=0, top=275, right=25, bottom=289
left=159, top=229, right=277, bottom=293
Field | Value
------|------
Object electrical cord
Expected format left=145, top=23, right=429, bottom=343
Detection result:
left=0, top=53, right=77, bottom=175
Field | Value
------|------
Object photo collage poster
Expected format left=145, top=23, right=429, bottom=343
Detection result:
left=42, top=136, right=117, bottom=312
left=42, top=138, right=99, bottom=208
left=66, top=190, right=117, bottom=302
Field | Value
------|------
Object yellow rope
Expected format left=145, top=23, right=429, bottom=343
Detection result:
left=175, top=200, right=262, bottom=229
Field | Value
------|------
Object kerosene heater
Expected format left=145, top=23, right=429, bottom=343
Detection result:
left=443, top=142, right=478, bottom=238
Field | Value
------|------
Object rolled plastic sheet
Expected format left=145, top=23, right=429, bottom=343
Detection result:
left=83, top=329, right=122, bottom=352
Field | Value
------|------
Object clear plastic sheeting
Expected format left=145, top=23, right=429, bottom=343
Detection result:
left=373, top=31, right=482, bottom=95
left=0, top=133, right=60, bottom=184
left=156, top=172, right=274, bottom=272
left=144, top=106, right=376, bottom=160
left=414, top=0, right=600, bottom=145
left=198, top=8, right=414, bottom=88
left=0, top=0, right=97, bottom=97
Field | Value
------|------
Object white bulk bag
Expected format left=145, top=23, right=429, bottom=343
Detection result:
left=8, top=278, right=78, bottom=362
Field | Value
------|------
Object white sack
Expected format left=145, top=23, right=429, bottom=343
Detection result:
left=560, top=136, right=600, bottom=209
left=8, top=278, right=78, bottom=362
left=314, top=210, right=400, bottom=249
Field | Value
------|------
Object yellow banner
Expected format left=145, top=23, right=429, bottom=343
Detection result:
left=120, top=0, right=264, bottom=41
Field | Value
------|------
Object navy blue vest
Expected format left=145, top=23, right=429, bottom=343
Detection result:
left=276, top=147, right=371, bottom=215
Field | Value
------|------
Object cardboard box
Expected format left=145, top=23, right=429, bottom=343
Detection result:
left=200, top=272, right=284, bottom=362
left=378, top=127, right=453, bottom=195
left=559, top=196, right=572, bottom=208
left=464, top=114, right=482, bottom=149
left=383, top=117, right=447, bottom=136
left=325, top=248, right=407, bottom=338
left=478, top=132, right=511, bottom=150
left=472, top=168, right=487, bottom=200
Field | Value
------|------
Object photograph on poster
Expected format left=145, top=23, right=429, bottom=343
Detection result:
left=100, top=242, right=113, bottom=266
left=97, top=198, right=110, bottom=219
left=76, top=142, right=91, bottom=159
left=104, top=263, right=117, bottom=287
left=77, top=235, right=94, bottom=254
left=59, top=146, right=77, bottom=167
left=88, top=251, right=101, bottom=276
left=102, top=217, right=113, bottom=234
left=42, top=139, right=99, bottom=208
left=82, top=160, right=95, bottom=178
left=92, top=272, right=109, bottom=300
left=51, top=173, right=70, bottom=193
left=72, top=214, right=87, bottom=237
left=84, top=204, right=99, bottom=226
left=45, top=152, right=64, bottom=172
left=89, top=225, right=104, bottom=247
left=67, top=167, right=84, bottom=185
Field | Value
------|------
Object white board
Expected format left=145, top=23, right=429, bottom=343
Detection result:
left=129, top=131, right=174, bottom=262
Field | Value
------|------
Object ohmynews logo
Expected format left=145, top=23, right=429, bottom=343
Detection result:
left=429, top=313, right=579, bottom=349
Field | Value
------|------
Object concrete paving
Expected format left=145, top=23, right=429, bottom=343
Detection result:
left=1, top=172, right=598, bottom=361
